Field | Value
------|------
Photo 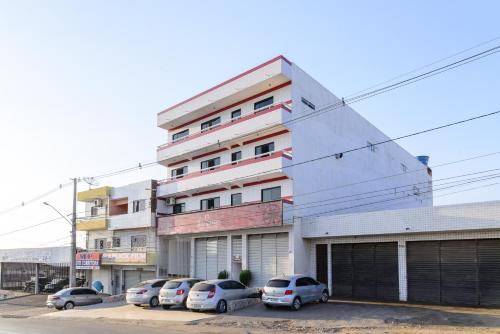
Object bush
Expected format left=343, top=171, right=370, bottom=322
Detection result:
left=239, top=270, right=252, bottom=286
left=217, top=270, right=229, bottom=279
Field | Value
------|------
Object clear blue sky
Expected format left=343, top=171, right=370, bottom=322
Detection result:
left=1, top=0, right=499, bottom=248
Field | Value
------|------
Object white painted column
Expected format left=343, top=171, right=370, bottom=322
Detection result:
left=189, top=238, right=195, bottom=277
left=227, top=235, right=232, bottom=278
left=327, top=243, right=332, bottom=296
left=398, top=240, right=408, bottom=302
left=241, top=234, right=248, bottom=270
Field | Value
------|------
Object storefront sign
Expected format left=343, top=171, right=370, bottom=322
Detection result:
left=157, top=201, right=282, bottom=236
left=101, top=252, right=147, bottom=264
left=75, top=252, right=101, bottom=269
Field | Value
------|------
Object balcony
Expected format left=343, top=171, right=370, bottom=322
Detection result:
left=77, top=186, right=111, bottom=202
left=157, top=103, right=292, bottom=165
left=76, top=217, right=107, bottom=231
left=157, top=56, right=292, bottom=130
left=107, top=212, right=155, bottom=230
left=157, top=149, right=292, bottom=197
left=157, top=200, right=286, bottom=236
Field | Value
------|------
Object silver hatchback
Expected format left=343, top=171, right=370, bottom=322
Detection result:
left=261, top=275, right=329, bottom=310
left=46, top=287, right=102, bottom=310
left=187, top=279, right=250, bottom=313
left=159, top=278, right=202, bottom=309
left=126, top=279, right=168, bottom=308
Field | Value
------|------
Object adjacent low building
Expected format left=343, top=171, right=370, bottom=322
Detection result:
left=76, top=180, right=158, bottom=294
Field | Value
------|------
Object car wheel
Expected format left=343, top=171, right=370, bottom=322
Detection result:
left=162, top=304, right=171, bottom=310
left=290, top=297, right=301, bottom=311
left=64, top=302, right=75, bottom=310
left=319, top=290, right=329, bottom=303
left=149, top=296, right=159, bottom=308
left=216, top=299, right=227, bottom=314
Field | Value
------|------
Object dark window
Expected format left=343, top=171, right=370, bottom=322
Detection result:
left=228, top=281, right=246, bottom=289
left=266, top=279, right=290, bottom=288
left=70, top=289, right=85, bottom=296
left=172, top=129, right=189, bottom=142
left=231, top=109, right=241, bottom=120
left=152, top=280, right=168, bottom=288
left=261, top=186, right=281, bottom=202
left=254, top=96, right=274, bottom=110
left=131, top=235, right=146, bottom=249
left=231, top=193, right=242, bottom=206
left=192, top=283, right=215, bottom=292
left=200, top=197, right=220, bottom=210
left=305, top=277, right=320, bottom=286
left=90, top=206, right=99, bottom=217
left=201, top=157, right=221, bottom=171
left=301, top=97, right=315, bottom=110
left=201, top=117, right=221, bottom=131
left=218, top=281, right=231, bottom=289
left=173, top=203, right=185, bottom=214
left=296, top=277, right=311, bottom=287
left=132, top=200, right=145, bottom=212
left=255, top=142, right=274, bottom=157
left=82, top=289, right=97, bottom=295
left=231, top=151, right=242, bottom=163
left=163, top=281, right=182, bottom=289
left=171, top=166, right=187, bottom=178
left=112, top=237, right=121, bottom=248
left=95, top=238, right=106, bottom=250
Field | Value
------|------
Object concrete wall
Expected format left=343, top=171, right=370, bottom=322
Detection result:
left=87, top=227, right=156, bottom=252
left=0, top=246, right=71, bottom=264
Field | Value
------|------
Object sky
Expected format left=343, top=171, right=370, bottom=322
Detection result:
left=0, top=0, right=499, bottom=249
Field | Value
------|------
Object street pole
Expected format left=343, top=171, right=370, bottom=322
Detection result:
left=70, top=177, right=77, bottom=288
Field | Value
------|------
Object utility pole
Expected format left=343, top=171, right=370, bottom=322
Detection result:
left=70, top=177, right=77, bottom=288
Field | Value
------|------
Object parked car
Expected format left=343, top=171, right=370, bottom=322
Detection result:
left=187, top=279, right=250, bottom=313
left=159, top=278, right=203, bottom=309
left=126, top=279, right=168, bottom=307
left=44, top=278, right=69, bottom=293
left=24, top=276, right=50, bottom=293
left=261, top=275, right=329, bottom=310
left=46, top=287, right=102, bottom=310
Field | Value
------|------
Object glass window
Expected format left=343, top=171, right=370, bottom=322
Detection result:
left=201, top=117, right=221, bottom=131
left=90, top=206, right=99, bottom=217
left=295, top=277, right=312, bottom=287
left=171, top=166, right=187, bottom=178
left=132, top=200, right=145, bottom=213
left=172, top=129, right=189, bottom=142
left=94, top=238, right=106, bottom=250
left=152, top=280, right=168, bottom=288
left=231, top=151, right=242, bottom=163
left=131, top=235, right=147, bottom=249
left=261, top=186, right=281, bottom=202
left=305, top=277, right=319, bottom=285
left=112, top=237, right=121, bottom=248
left=231, top=109, right=241, bottom=120
left=231, top=193, right=242, bottom=206
left=173, top=203, right=185, bottom=214
left=254, top=96, right=274, bottom=110
left=191, top=283, right=215, bottom=292
left=255, top=142, right=275, bottom=157
left=200, top=197, right=220, bottom=210
left=163, top=281, right=182, bottom=289
left=266, top=279, right=290, bottom=288
left=200, top=157, right=221, bottom=171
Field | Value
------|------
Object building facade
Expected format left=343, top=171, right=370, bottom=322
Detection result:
left=76, top=180, right=158, bottom=295
left=154, top=56, right=433, bottom=287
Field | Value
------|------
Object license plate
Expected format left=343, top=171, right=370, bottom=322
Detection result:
left=268, top=298, right=277, bottom=302
left=191, top=303, right=200, bottom=308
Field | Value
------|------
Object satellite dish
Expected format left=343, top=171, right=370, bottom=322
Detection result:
left=82, top=177, right=99, bottom=187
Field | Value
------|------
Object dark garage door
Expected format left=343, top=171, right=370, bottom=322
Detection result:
left=316, top=244, right=328, bottom=285
left=407, top=239, right=500, bottom=307
left=331, top=242, right=399, bottom=301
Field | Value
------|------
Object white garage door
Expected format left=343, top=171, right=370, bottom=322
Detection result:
left=195, top=237, right=228, bottom=279
left=123, top=270, right=156, bottom=291
left=248, top=233, right=289, bottom=287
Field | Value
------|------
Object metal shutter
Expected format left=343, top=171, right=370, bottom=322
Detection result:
left=407, top=241, right=441, bottom=304
left=195, top=238, right=207, bottom=279
left=217, top=237, right=228, bottom=275
left=316, top=244, right=328, bottom=285
left=248, top=235, right=262, bottom=287
left=206, top=238, right=218, bottom=280
left=276, top=232, right=289, bottom=277
left=332, top=244, right=353, bottom=298
left=478, top=239, right=500, bottom=307
left=375, top=243, right=399, bottom=301
left=352, top=243, right=377, bottom=299
left=124, top=270, right=141, bottom=290
left=262, top=234, right=277, bottom=287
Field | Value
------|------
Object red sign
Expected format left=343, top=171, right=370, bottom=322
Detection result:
left=157, top=201, right=282, bottom=236
left=75, top=252, right=102, bottom=269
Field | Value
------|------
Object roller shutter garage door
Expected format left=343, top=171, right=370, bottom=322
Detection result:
left=195, top=237, right=227, bottom=280
left=123, top=270, right=155, bottom=290
left=407, top=239, right=500, bottom=307
left=331, top=242, right=399, bottom=301
left=315, top=244, right=328, bottom=285
left=248, top=233, right=289, bottom=287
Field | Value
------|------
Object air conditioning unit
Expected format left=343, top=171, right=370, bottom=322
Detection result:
left=166, top=197, right=176, bottom=205
left=94, top=199, right=103, bottom=207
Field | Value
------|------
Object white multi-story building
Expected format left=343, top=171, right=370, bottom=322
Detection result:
left=155, top=56, right=432, bottom=287
left=76, top=180, right=157, bottom=295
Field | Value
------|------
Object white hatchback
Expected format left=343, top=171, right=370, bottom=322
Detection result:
left=187, top=279, right=250, bottom=313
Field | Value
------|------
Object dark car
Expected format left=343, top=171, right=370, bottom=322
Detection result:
left=24, top=276, right=50, bottom=293
left=44, top=278, right=69, bottom=293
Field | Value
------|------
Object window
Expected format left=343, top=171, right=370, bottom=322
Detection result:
left=132, top=200, right=145, bottom=213
left=231, top=151, right=242, bottom=164
left=201, top=157, right=221, bottom=171
left=255, top=142, right=275, bottom=157
left=254, top=96, right=274, bottom=110
left=231, top=193, right=242, bottom=206
left=94, top=238, right=106, bottom=250
left=231, top=109, right=241, bottom=120
left=266, top=279, right=290, bottom=288
left=401, top=163, right=408, bottom=173
left=367, top=141, right=377, bottom=152
left=296, top=277, right=312, bottom=287
left=173, top=203, right=185, bottom=214
left=301, top=97, right=315, bottom=110
left=228, top=281, right=246, bottom=289
left=90, top=206, right=99, bottom=217
left=172, top=129, right=189, bottom=142
left=305, top=277, right=320, bottom=285
left=152, top=280, right=168, bottom=288
left=201, top=117, right=221, bottom=132
left=261, top=186, right=281, bottom=202
left=112, top=237, right=121, bottom=248
left=131, top=235, right=147, bottom=250
left=171, top=166, right=187, bottom=179
left=200, top=197, right=220, bottom=210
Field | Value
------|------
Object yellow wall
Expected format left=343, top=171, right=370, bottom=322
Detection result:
left=77, top=186, right=111, bottom=202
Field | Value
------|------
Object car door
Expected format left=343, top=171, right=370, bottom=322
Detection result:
left=229, top=281, right=247, bottom=300
left=83, top=289, right=100, bottom=304
left=70, top=289, right=86, bottom=306
left=305, top=277, right=322, bottom=301
left=295, top=278, right=312, bottom=302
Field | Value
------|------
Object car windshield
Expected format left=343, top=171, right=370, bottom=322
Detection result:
left=163, top=281, right=182, bottom=289
left=266, top=279, right=290, bottom=288
left=191, top=283, right=215, bottom=292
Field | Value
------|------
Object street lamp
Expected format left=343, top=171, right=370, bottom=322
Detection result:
left=42, top=178, right=77, bottom=288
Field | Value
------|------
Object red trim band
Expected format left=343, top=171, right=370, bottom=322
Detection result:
left=242, top=129, right=289, bottom=146
left=242, top=176, right=289, bottom=188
